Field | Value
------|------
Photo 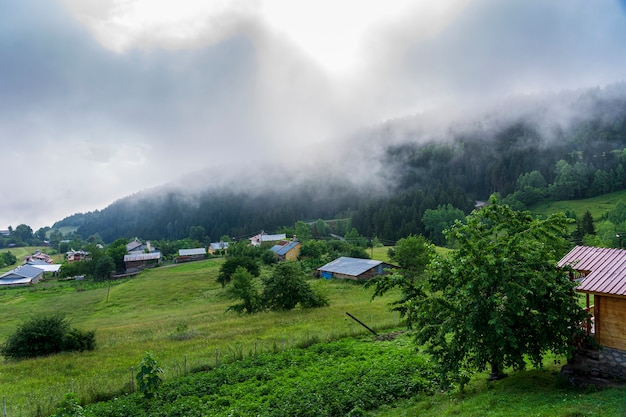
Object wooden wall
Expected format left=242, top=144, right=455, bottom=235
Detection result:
left=595, top=295, right=626, bottom=351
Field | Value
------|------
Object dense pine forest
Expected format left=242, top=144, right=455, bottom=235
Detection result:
left=57, top=84, right=626, bottom=244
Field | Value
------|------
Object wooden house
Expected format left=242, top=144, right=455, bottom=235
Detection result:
left=558, top=245, right=626, bottom=380
left=124, top=252, right=162, bottom=271
left=208, top=241, right=229, bottom=255
left=123, top=238, right=161, bottom=271
left=249, top=232, right=287, bottom=247
left=270, top=240, right=301, bottom=262
left=67, top=249, right=90, bottom=263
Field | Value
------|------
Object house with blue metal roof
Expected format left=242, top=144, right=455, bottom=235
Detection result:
left=0, top=264, right=44, bottom=286
left=317, top=256, right=394, bottom=281
left=270, top=240, right=301, bottom=261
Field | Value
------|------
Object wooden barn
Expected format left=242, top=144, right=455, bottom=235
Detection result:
left=176, top=248, right=207, bottom=263
left=0, top=264, right=44, bottom=286
left=558, top=245, right=626, bottom=380
left=317, top=257, right=393, bottom=281
left=124, top=252, right=162, bottom=271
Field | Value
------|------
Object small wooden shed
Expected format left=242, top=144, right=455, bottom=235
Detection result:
left=558, top=245, right=626, bottom=380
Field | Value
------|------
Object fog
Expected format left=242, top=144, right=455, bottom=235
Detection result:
left=1, top=0, right=626, bottom=230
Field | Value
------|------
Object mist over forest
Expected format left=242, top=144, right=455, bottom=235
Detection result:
left=57, top=83, right=626, bottom=244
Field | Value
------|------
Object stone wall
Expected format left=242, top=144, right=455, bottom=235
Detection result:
left=562, top=346, right=626, bottom=383
left=598, top=347, right=626, bottom=380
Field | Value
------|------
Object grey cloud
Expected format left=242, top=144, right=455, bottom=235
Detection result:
left=2, top=0, right=626, bottom=230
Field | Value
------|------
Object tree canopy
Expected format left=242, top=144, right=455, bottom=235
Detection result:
left=380, top=197, right=590, bottom=386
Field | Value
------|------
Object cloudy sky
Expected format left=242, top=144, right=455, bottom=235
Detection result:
left=2, top=0, right=626, bottom=231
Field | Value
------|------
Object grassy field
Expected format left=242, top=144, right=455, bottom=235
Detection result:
left=371, top=363, right=626, bottom=417
left=0, top=246, right=62, bottom=274
left=0, top=259, right=402, bottom=416
left=529, top=189, right=626, bottom=220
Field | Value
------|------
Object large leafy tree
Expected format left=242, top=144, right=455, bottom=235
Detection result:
left=262, top=262, right=328, bottom=311
left=392, top=197, right=589, bottom=385
left=225, top=266, right=262, bottom=314
left=217, top=256, right=260, bottom=288
left=369, top=235, right=434, bottom=321
left=421, top=204, right=465, bottom=246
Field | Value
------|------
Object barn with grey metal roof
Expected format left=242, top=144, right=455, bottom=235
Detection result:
left=317, top=257, right=394, bottom=281
left=0, top=264, right=44, bottom=286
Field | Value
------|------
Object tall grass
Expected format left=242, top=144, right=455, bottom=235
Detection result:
left=0, top=259, right=400, bottom=416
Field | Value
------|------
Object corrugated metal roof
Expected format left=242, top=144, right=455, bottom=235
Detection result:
left=558, top=245, right=626, bottom=296
left=209, top=242, right=229, bottom=250
left=124, top=252, right=162, bottom=262
left=179, top=248, right=206, bottom=256
left=29, top=264, right=62, bottom=273
left=317, top=257, right=383, bottom=277
left=0, top=264, right=44, bottom=280
left=271, top=241, right=300, bottom=256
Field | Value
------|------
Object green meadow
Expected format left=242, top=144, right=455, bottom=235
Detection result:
left=529, top=189, right=626, bottom=220
left=3, top=192, right=626, bottom=416
left=0, top=259, right=401, bottom=416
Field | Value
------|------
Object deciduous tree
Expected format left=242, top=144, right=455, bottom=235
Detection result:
left=225, top=266, right=262, bottom=314
left=384, top=196, right=589, bottom=386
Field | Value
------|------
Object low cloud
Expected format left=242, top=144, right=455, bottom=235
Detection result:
left=1, top=0, right=626, bottom=230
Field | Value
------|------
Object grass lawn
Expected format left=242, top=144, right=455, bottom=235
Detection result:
left=0, top=259, right=401, bottom=417
left=371, top=362, right=626, bottom=417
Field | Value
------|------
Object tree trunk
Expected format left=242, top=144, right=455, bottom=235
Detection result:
left=489, top=362, right=505, bottom=380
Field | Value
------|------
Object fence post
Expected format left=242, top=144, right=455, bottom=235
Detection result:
left=3, top=396, right=6, bottom=417
left=130, top=366, right=135, bottom=393
left=184, top=355, right=187, bottom=375
left=215, top=348, right=219, bottom=369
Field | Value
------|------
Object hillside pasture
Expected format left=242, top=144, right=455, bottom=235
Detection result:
left=0, top=259, right=400, bottom=416
left=0, top=246, right=61, bottom=274
left=529, top=189, right=626, bottom=221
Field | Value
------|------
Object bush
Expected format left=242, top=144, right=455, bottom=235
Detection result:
left=1, top=314, right=96, bottom=359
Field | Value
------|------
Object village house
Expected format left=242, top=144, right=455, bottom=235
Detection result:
left=208, top=241, right=229, bottom=255
left=124, top=238, right=161, bottom=271
left=270, top=239, right=301, bottom=262
left=317, top=257, right=394, bottom=281
left=24, top=251, right=53, bottom=264
left=249, top=231, right=287, bottom=247
left=67, top=249, right=90, bottom=263
left=558, top=245, right=626, bottom=381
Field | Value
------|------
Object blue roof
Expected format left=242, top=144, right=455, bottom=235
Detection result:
left=317, top=257, right=383, bottom=277
left=271, top=241, right=300, bottom=256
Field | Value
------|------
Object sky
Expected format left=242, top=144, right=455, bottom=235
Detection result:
left=2, top=0, right=626, bottom=231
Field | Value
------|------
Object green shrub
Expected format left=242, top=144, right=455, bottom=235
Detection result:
left=136, top=351, right=163, bottom=400
left=50, top=392, right=85, bottom=417
left=1, top=314, right=96, bottom=359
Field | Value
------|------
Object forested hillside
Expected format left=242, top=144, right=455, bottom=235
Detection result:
left=59, top=84, right=626, bottom=243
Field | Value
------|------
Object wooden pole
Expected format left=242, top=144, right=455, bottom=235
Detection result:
left=345, top=312, right=378, bottom=336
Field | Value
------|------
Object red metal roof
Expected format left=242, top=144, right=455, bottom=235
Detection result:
left=558, top=245, right=626, bottom=296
